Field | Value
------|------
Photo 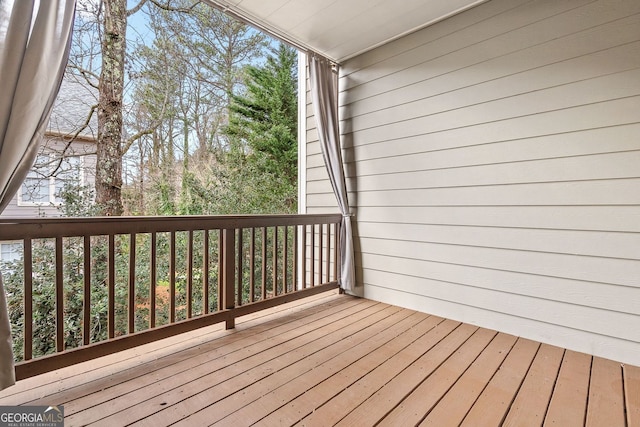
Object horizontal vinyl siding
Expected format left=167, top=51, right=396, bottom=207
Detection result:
left=332, top=0, right=640, bottom=364
left=0, top=199, right=57, bottom=218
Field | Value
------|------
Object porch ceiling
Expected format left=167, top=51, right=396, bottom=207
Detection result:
left=204, top=0, right=487, bottom=62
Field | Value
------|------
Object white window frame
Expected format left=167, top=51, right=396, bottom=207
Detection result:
left=18, top=154, right=84, bottom=207
left=0, top=241, right=23, bottom=263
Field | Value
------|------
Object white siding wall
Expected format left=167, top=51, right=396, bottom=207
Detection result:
left=308, top=0, right=640, bottom=364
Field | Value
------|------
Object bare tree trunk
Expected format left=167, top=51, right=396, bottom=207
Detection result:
left=151, top=129, right=160, bottom=172
left=96, top=0, right=126, bottom=216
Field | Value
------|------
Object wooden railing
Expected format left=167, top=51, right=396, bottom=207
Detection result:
left=0, top=214, right=341, bottom=380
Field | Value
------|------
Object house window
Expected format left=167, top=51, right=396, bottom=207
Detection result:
left=0, top=242, right=22, bottom=263
left=54, top=157, right=82, bottom=204
left=21, top=155, right=50, bottom=204
left=19, top=154, right=82, bottom=206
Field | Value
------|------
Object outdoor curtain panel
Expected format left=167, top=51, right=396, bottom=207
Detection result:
left=307, top=55, right=357, bottom=295
left=0, top=0, right=75, bottom=390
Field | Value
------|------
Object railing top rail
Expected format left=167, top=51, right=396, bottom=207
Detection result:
left=0, top=213, right=342, bottom=240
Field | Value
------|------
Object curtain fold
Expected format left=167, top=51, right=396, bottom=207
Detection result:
left=307, top=55, right=357, bottom=295
left=0, top=0, right=76, bottom=391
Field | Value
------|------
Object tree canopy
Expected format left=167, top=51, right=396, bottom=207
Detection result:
left=222, top=43, right=299, bottom=213
left=64, top=1, right=299, bottom=217
left=2, top=7, right=302, bottom=361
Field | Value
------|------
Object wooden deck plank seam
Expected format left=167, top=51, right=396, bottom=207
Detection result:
left=491, top=339, right=544, bottom=427
left=381, top=324, right=474, bottom=425
left=456, top=335, right=525, bottom=426
left=64, top=300, right=390, bottom=423
left=1, top=293, right=637, bottom=427
left=409, top=330, right=499, bottom=425
left=362, top=323, right=481, bottom=425
left=622, top=363, right=640, bottom=426
left=243, top=313, right=436, bottom=426
left=621, top=364, right=629, bottom=427
left=327, top=322, right=479, bottom=426
left=375, top=328, right=498, bottom=426
left=302, top=318, right=453, bottom=424
left=248, top=314, right=446, bottom=426
left=0, top=291, right=345, bottom=402
left=21, top=295, right=363, bottom=409
left=420, top=333, right=517, bottom=425
left=0, top=294, right=356, bottom=403
left=295, top=319, right=467, bottom=427
left=189, top=307, right=418, bottom=426
left=538, top=348, right=565, bottom=426
left=265, top=318, right=459, bottom=426
left=142, top=306, right=408, bottom=426
left=89, top=303, right=405, bottom=425
left=583, top=354, right=594, bottom=427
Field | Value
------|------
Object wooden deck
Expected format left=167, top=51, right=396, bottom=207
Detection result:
left=1, top=290, right=638, bottom=426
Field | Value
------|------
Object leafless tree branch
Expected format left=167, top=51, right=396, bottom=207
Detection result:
left=127, top=0, right=148, bottom=16
left=67, top=64, right=100, bottom=89
left=128, top=0, right=200, bottom=16
left=51, top=104, right=99, bottom=175
left=122, top=83, right=172, bottom=153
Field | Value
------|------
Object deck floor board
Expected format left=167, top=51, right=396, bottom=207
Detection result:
left=624, top=363, right=640, bottom=427
left=289, top=317, right=453, bottom=427
left=0, top=290, right=636, bottom=427
left=502, top=344, right=564, bottom=427
left=460, top=338, right=540, bottom=427
left=543, top=350, right=592, bottom=427
left=586, top=357, right=625, bottom=426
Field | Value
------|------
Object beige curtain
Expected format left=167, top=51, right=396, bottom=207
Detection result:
left=307, top=55, right=357, bottom=295
left=0, top=0, right=75, bottom=390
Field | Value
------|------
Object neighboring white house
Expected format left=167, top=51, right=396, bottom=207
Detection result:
left=0, top=74, right=97, bottom=261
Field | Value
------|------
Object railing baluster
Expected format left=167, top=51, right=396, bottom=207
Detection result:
left=261, top=227, right=267, bottom=300
left=108, top=234, right=115, bottom=339
left=319, top=224, right=324, bottom=285
left=23, top=238, right=32, bottom=360
left=83, top=235, right=91, bottom=345
left=56, top=237, right=64, bottom=352
left=217, top=231, right=223, bottom=311
left=293, top=225, right=298, bottom=291
left=335, top=223, right=342, bottom=280
left=250, top=228, right=255, bottom=302
left=187, top=230, right=193, bottom=319
left=236, top=228, right=243, bottom=307
left=272, top=226, right=278, bottom=296
left=310, top=225, right=315, bottom=287
left=203, top=230, right=209, bottom=315
left=169, top=231, right=176, bottom=323
left=222, top=228, right=235, bottom=329
left=325, top=224, right=331, bottom=284
left=301, top=225, right=306, bottom=289
left=150, top=232, right=156, bottom=328
left=129, top=233, right=136, bottom=334
left=283, top=226, right=288, bottom=294
left=333, top=223, right=340, bottom=280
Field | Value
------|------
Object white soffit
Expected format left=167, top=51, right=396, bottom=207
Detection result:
left=204, top=0, right=488, bottom=63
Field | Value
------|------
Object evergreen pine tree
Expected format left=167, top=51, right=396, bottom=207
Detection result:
left=224, top=43, right=298, bottom=212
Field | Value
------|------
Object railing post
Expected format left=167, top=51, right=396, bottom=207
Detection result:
left=222, top=228, right=236, bottom=329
